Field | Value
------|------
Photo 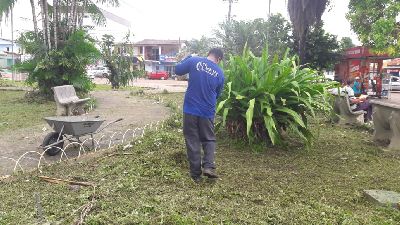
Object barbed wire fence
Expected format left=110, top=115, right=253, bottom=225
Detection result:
left=0, top=93, right=177, bottom=178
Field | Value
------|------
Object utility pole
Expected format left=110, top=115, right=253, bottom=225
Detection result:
left=223, top=0, right=238, bottom=22
left=268, top=0, right=271, bottom=17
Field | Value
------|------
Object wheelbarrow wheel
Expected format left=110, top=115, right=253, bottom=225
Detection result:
left=43, top=132, right=64, bottom=156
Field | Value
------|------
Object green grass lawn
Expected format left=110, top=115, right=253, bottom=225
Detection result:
left=0, top=90, right=55, bottom=134
left=0, top=79, right=30, bottom=88
left=1, top=93, right=400, bottom=224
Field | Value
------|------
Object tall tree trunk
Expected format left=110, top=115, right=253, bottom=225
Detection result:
left=70, top=0, right=77, bottom=32
left=43, top=0, right=52, bottom=50
left=79, top=0, right=86, bottom=28
left=29, top=0, right=39, bottom=37
left=39, top=0, right=48, bottom=50
left=298, top=31, right=306, bottom=64
left=53, top=0, right=58, bottom=49
left=64, top=0, right=70, bottom=30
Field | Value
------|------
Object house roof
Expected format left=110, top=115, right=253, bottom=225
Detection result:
left=0, top=38, right=13, bottom=45
left=135, top=39, right=183, bottom=46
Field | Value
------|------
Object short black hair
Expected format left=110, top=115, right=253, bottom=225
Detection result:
left=346, top=80, right=352, bottom=86
left=208, top=48, right=224, bottom=60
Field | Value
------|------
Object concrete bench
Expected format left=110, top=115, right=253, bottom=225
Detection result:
left=52, top=85, right=90, bottom=116
left=370, top=100, right=400, bottom=151
left=332, top=95, right=365, bottom=125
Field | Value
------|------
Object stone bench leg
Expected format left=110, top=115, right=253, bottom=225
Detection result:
left=55, top=102, right=68, bottom=116
left=389, top=111, right=400, bottom=151
left=372, top=106, right=392, bottom=142
left=338, top=113, right=364, bottom=125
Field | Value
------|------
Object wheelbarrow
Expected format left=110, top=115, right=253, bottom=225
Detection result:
left=41, top=116, right=123, bottom=156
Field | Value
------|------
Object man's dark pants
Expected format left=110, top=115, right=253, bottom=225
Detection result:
left=183, top=113, right=216, bottom=178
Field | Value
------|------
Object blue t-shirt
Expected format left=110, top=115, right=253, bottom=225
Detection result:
left=175, top=56, right=225, bottom=119
left=352, top=81, right=361, bottom=95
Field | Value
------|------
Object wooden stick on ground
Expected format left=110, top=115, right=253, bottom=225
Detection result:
left=106, top=152, right=134, bottom=157
left=38, top=176, right=94, bottom=187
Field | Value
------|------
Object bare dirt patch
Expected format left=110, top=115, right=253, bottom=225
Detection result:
left=0, top=90, right=170, bottom=175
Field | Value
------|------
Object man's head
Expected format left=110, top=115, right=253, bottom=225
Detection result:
left=207, top=48, right=224, bottom=64
left=355, top=77, right=360, bottom=81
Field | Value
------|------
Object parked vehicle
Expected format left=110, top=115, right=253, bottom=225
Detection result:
left=147, top=71, right=169, bottom=80
left=383, top=76, right=400, bottom=91
left=87, top=66, right=110, bottom=78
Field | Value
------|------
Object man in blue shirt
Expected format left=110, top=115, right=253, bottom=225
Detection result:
left=175, top=48, right=225, bottom=183
left=352, top=77, right=362, bottom=97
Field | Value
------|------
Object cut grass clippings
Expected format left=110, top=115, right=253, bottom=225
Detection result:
left=1, top=93, right=400, bottom=224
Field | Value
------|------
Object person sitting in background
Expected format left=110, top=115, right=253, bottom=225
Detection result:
left=330, top=80, right=372, bottom=122
left=343, top=80, right=372, bottom=122
left=352, top=77, right=362, bottom=97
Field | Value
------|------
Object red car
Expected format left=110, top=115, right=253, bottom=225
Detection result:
left=147, top=71, right=169, bottom=80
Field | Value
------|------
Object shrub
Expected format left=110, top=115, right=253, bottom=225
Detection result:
left=217, top=47, right=334, bottom=146
left=17, top=30, right=99, bottom=96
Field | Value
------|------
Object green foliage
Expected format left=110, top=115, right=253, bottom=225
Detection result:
left=347, top=0, right=400, bottom=55
left=217, top=47, right=334, bottom=146
left=297, top=23, right=340, bottom=70
left=178, top=36, right=219, bottom=58
left=101, top=33, right=144, bottom=89
left=17, top=30, right=100, bottom=95
left=215, top=14, right=293, bottom=58
left=339, top=37, right=356, bottom=53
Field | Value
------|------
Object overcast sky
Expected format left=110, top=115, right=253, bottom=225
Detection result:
left=0, top=0, right=360, bottom=44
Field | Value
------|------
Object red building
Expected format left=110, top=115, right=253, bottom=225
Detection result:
left=335, top=46, right=391, bottom=96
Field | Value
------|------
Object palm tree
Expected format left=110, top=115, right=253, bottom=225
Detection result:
left=1, top=0, right=120, bottom=47
left=29, top=0, right=39, bottom=36
left=287, top=0, right=329, bottom=63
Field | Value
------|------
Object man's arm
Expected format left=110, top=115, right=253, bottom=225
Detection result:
left=175, top=56, right=193, bottom=75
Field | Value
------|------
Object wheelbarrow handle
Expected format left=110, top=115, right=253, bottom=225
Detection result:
left=95, top=118, right=123, bottom=134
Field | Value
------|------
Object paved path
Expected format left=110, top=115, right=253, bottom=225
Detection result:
left=387, top=92, right=400, bottom=104
left=0, top=90, right=170, bottom=176
left=93, top=78, right=188, bottom=93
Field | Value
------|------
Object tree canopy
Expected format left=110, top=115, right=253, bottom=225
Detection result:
left=215, top=14, right=293, bottom=58
left=299, top=23, right=340, bottom=70
left=347, top=0, right=400, bottom=55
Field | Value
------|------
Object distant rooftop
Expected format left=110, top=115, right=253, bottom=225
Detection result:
left=135, top=39, right=183, bottom=46
left=0, top=38, right=13, bottom=44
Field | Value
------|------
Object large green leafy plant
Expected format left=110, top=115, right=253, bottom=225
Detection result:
left=101, top=34, right=144, bottom=89
left=217, top=47, right=333, bottom=146
left=18, top=30, right=99, bottom=95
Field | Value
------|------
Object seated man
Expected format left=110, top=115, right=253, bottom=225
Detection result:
left=352, top=77, right=362, bottom=97
left=344, top=80, right=373, bottom=122
left=330, top=80, right=372, bottom=122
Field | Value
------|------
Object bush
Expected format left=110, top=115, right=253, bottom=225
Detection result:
left=17, top=30, right=100, bottom=95
left=217, top=47, right=334, bottom=146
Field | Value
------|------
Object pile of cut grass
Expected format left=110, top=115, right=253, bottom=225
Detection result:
left=1, top=93, right=400, bottom=224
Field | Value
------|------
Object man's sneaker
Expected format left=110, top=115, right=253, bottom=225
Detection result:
left=203, top=169, right=219, bottom=178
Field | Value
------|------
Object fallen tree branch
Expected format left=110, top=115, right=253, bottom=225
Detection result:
left=106, top=152, right=134, bottom=157
left=74, top=186, right=96, bottom=225
left=38, top=176, right=94, bottom=187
